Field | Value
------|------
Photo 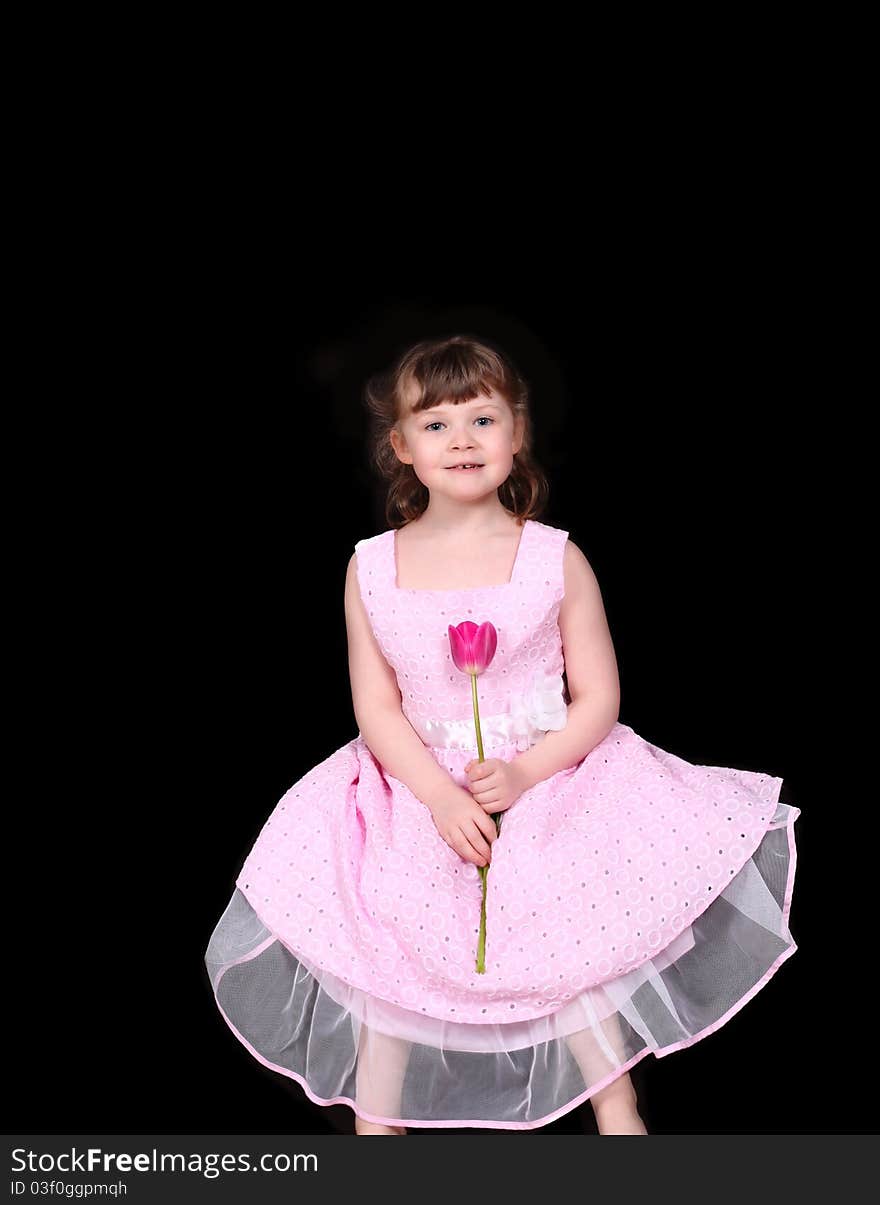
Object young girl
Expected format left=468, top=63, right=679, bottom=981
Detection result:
left=204, top=334, right=799, bottom=1135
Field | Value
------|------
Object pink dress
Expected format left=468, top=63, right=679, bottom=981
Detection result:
left=205, top=519, right=800, bottom=1130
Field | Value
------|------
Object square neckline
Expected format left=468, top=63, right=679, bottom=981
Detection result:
left=392, top=519, right=531, bottom=593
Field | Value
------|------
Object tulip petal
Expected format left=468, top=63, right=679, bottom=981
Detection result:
left=447, top=625, right=460, bottom=669
left=447, top=622, right=477, bottom=674
left=473, top=622, right=497, bottom=673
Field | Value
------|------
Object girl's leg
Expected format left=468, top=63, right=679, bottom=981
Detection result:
left=564, top=1012, right=648, bottom=1135
left=354, top=1023, right=413, bottom=1136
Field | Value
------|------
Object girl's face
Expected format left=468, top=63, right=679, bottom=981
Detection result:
left=390, top=386, right=525, bottom=502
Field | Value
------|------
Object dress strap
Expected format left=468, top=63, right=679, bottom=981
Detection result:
left=353, top=531, right=393, bottom=608
left=550, top=526, right=570, bottom=596
left=516, top=520, right=568, bottom=595
left=507, top=518, right=532, bottom=586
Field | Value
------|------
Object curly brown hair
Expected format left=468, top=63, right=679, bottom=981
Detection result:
left=363, top=333, right=550, bottom=530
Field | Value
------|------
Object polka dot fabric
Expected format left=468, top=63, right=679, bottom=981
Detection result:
left=204, top=519, right=800, bottom=1130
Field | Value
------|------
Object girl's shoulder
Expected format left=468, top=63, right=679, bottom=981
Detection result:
left=354, top=529, right=390, bottom=553
left=352, top=530, right=392, bottom=581
left=526, top=518, right=570, bottom=554
left=528, top=517, right=569, bottom=537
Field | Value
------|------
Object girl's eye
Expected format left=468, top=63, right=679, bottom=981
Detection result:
left=424, top=417, right=494, bottom=432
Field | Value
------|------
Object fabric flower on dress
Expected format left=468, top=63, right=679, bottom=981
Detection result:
left=507, top=670, right=568, bottom=751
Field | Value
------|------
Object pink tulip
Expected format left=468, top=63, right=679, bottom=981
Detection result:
left=447, top=620, right=497, bottom=676
left=447, top=619, right=500, bottom=974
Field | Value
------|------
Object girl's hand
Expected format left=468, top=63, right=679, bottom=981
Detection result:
left=464, top=757, right=528, bottom=815
left=429, top=787, right=498, bottom=868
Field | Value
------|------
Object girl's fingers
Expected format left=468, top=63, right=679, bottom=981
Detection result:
left=474, top=818, right=497, bottom=851
left=465, top=828, right=493, bottom=865
left=454, top=835, right=482, bottom=865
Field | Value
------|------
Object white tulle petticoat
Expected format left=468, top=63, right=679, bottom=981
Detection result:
left=204, top=797, right=799, bottom=1131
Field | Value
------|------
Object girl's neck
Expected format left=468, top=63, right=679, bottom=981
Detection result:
left=408, top=502, right=519, bottom=538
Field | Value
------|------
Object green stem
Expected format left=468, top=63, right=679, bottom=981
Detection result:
left=473, top=672, right=488, bottom=972
left=471, top=674, right=484, bottom=761
left=472, top=673, right=502, bottom=974
left=476, top=865, right=487, bottom=973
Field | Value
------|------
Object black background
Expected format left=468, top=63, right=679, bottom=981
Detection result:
left=9, top=231, right=868, bottom=1136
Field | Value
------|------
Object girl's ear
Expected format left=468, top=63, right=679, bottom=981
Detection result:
left=389, top=424, right=412, bottom=465
left=512, top=411, right=526, bottom=455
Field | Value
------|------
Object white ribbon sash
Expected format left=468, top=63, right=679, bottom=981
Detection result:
left=407, top=671, right=568, bottom=752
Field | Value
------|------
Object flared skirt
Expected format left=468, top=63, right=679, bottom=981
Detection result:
left=204, top=795, right=799, bottom=1130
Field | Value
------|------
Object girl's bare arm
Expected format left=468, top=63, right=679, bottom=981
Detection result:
left=344, top=553, right=460, bottom=812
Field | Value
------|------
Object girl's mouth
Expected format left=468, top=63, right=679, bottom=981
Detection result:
left=447, top=464, right=484, bottom=471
